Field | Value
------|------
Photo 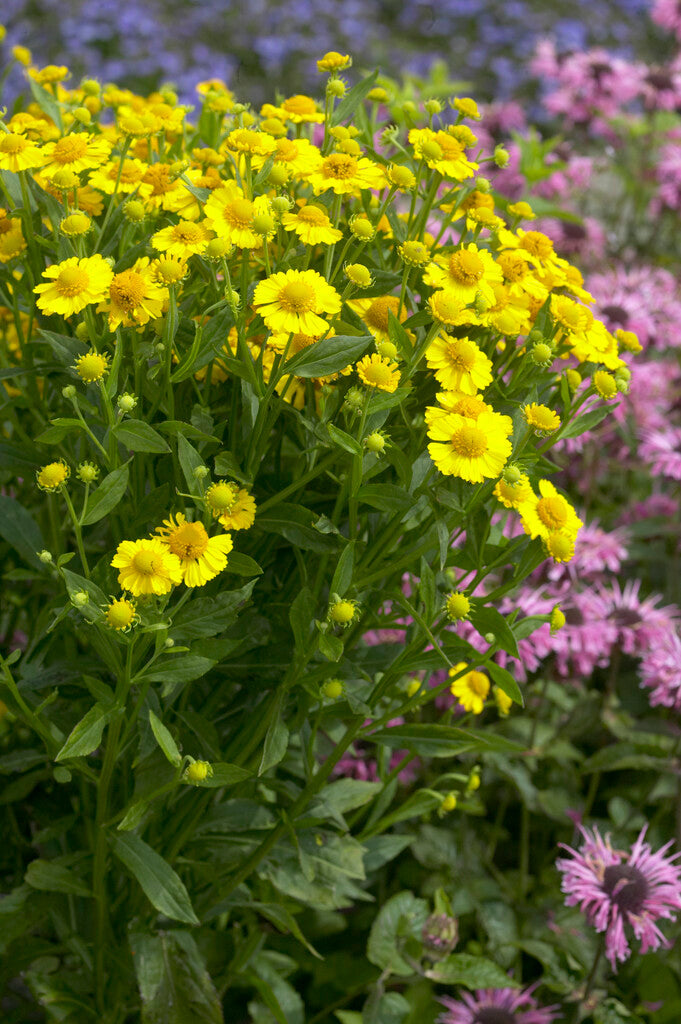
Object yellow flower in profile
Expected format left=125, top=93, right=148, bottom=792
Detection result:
left=494, top=685, right=513, bottom=716
left=105, top=596, right=137, bottom=631
left=111, top=537, right=183, bottom=596
left=281, top=203, right=342, bottom=245
left=305, top=151, right=385, bottom=195
left=493, top=473, right=534, bottom=509
left=399, top=240, right=431, bottom=267
left=60, top=212, right=91, bottom=236
left=0, top=130, right=45, bottom=173
left=99, top=257, right=168, bottom=330
left=36, top=460, right=70, bottom=492
left=0, top=219, right=26, bottom=262
left=75, top=350, right=110, bottom=383
left=518, top=479, right=582, bottom=542
left=452, top=96, right=481, bottom=120
left=280, top=94, right=325, bottom=123
left=29, top=64, right=69, bottom=85
left=507, top=201, right=535, bottom=220
left=426, top=334, right=492, bottom=395
left=224, top=127, right=277, bottom=157
left=425, top=243, right=502, bottom=305
left=156, top=514, right=233, bottom=588
left=41, top=134, right=111, bottom=176
left=428, top=289, right=478, bottom=328
left=34, top=255, right=114, bottom=317
left=524, top=403, right=560, bottom=434
left=428, top=410, right=512, bottom=483
left=317, top=51, right=352, bottom=72
left=205, top=481, right=257, bottom=531
left=593, top=370, right=618, bottom=399
left=544, top=531, right=576, bottom=564
left=449, top=663, right=489, bottom=714
left=152, top=219, right=213, bottom=258
left=253, top=269, right=341, bottom=335
left=408, top=127, right=478, bottom=181
left=356, top=353, right=401, bottom=393
left=348, top=295, right=409, bottom=343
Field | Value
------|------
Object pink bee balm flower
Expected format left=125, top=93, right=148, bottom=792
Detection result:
left=639, top=625, right=681, bottom=711
left=557, top=825, right=681, bottom=969
left=438, top=984, right=559, bottom=1024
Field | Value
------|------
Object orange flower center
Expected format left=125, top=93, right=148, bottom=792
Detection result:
left=537, top=495, right=568, bottom=530
left=520, top=231, right=554, bottom=259
left=167, top=520, right=209, bottom=560
left=52, top=136, right=89, bottom=164
left=56, top=266, right=89, bottom=297
left=110, top=270, right=146, bottom=311
left=365, top=296, right=402, bottom=332
left=322, top=154, right=358, bottom=180
left=450, top=424, right=487, bottom=458
left=225, top=196, right=254, bottom=228
left=144, top=165, right=174, bottom=196
left=297, top=205, right=327, bottom=225
left=172, top=222, right=204, bottom=244
left=446, top=338, right=477, bottom=371
left=498, top=252, right=527, bottom=282
left=132, top=550, right=158, bottom=575
left=449, top=249, right=484, bottom=286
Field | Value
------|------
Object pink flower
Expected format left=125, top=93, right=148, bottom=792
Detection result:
left=651, top=0, right=681, bottom=41
left=439, top=984, right=559, bottom=1024
left=639, top=625, right=681, bottom=711
left=557, top=825, right=681, bottom=969
left=639, top=426, right=681, bottom=480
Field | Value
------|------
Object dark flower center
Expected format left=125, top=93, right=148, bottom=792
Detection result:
left=473, top=1009, right=515, bottom=1024
left=602, top=863, right=649, bottom=914
left=601, top=304, right=629, bottom=327
left=647, top=71, right=674, bottom=92
left=562, top=222, right=587, bottom=241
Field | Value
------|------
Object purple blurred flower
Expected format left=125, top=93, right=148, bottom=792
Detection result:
left=639, top=624, right=681, bottom=710
left=439, top=984, right=560, bottom=1024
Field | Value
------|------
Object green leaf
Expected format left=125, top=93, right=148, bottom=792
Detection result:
left=115, top=421, right=171, bottom=454
left=387, top=310, right=413, bottom=363
left=284, top=334, right=372, bottom=378
left=25, top=859, right=91, bottom=898
left=214, top=450, right=250, bottom=484
left=112, top=834, right=199, bottom=924
left=368, top=723, right=524, bottom=757
left=56, top=702, right=116, bottom=761
left=290, top=586, right=315, bottom=650
left=486, top=662, right=524, bottom=707
left=318, top=631, right=344, bottom=661
left=363, top=992, right=410, bottom=1024
left=331, top=542, right=355, bottom=597
left=0, top=496, right=44, bottom=569
left=176, top=432, right=205, bottom=493
left=138, top=655, right=217, bottom=699
left=149, top=710, right=182, bottom=767
left=468, top=605, right=520, bottom=659
left=258, top=503, right=338, bottom=553
left=356, top=484, right=414, bottom=514
left=560, top=405, right=610, bottom=440
left=131, top=930, right=223, bottom=1024
left=330, top=69, right=380, bottom=126
left=367, top=891, right=429, bottom=976
left=425, top=953, right=516, bottom=988
left=60, top=568, right=109, bottom=624
left=28, top=78, right=63, bottom=129
left=259, top=704, right=289, bottom=776
left=327, top=423, right=363, bottom=456
left=226, top=552, right=263, bottom=576
left=171, top=582, right=255, bottom=640
left=81, top=464, right=130, bottom=525
left=187, top=762, right=251, bottom=787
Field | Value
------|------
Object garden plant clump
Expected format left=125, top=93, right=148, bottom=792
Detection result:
left=1, top=34, right=680, bottom=1024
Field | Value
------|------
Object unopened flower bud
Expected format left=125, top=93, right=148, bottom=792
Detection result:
left=193, top=465, right=208, bottom=479
left=424, top=99, right=442, bottom=116
left=376, top=340, right=398, bottom=359
left=322, top=678, right=344, bottom=699
left=75, top=322, right=90, bottom=342
left=329, top=598, right=357, bottom=626
left=364, top=431, right=386, bottom=454
left=185, top=759, right=212, bottom=783
left=81, top=79, right=100, bottom=96
left=484, top=632, right=496, bottom=645
left=531, top=342, right=553, bottom=366
left=494, top=145, right=510, bottom=167
left=72, top=106, right=91, bottom=124
left=124, top=199, right=145, bottom=223
left=327, top=78, right=346, bottom=98
left=271, top=195, right=292, bottom=215
left=422, top=912, right=459, bottom=956
left=62, top=384, right=77, bottom=399
left=252, top=212, right=275, bottom=235
left=39, top=549, right=53, bottom=564
left=117, top=392, right=137, bottom=413
left=475, top=176, right=491, bottom=192
left=72, top=590, right=89, bottom=607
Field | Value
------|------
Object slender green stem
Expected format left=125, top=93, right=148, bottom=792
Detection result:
left=63, top=487, right=90, bottom=576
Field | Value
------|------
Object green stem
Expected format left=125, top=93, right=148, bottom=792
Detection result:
left=63, top=487, right=90, bottom=576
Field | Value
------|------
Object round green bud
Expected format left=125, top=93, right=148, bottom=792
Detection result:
left=322, top=679, right=344, bottom=699
left=327, top=78, right=346, bottom=97
left=252, top=212, right=275, bottom=235
left=493, top=145, right=510, bottom=167
left=424, top=98, right=442, bottom=115
left=53, top=766, right=72, bottom=784
left=475, top=176, right=491, bottom=192
left=39, top=549, right=53, bottom=564
left=193, top=465, right=208, bottom=479
left=73, top=106, right=91, bottom=124
left=117, top=393, right=137, bottom=413
left=62, top=384, right=77, bottom=400
left=75, top=322, right=90, bottom=342
left=502, top=464, right=521, bottom=484
left=81, top=79, right=100, bottom=96
left=72, top=590, right=89, bottom=607
left=271, top=195, right=292, bottom=215
left=364, top=432, right=386, bottom=454
left=484, top=632, right=496, bottom=645
left=124, top=199, right=146, bottom=223
left=531, top=342, right=553, bottom=365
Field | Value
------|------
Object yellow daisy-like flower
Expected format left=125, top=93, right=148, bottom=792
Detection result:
left=425, top=390, right=492, bottom=429
left=428, top=289, right=479, bottom=328
left=518, top=479, right=582, bottom=542
left=151, top=254, right=188, bottom=286
left=452, top=96, right=481, bottom=120
left=36, top=460, right=70, bottom=492
left=356, top=353, right=400, bottom=393
left=253, top=269, right=341, bottom=336
left=305, top=151, right=385, bottom=195
left=317, top=51, right=352, bottom=72
left=252, top=136, right=320, bottom=178
left=449, top=663, right=489, bottom=714
left=34, top=255, right=114, bottom=317
left=493, top=473, right=534, bottom=509
left=75, top=350, right=110, bottom=383
left=593, top=370, right=618, bottom=399
left=0, top=130, right=45, bottom=173
left=507, top=201, right=535, bottom=220
left=480, top=282, right=532, bottom=336
left=203, top=182, right=270, bottom=250
left=544, top=531, right=576, bottom=564
left=494, top=686, right=513, bottom=716
left=281, top=203, right=342, bottom=245
left=524, top=403, right=560, bottom=434
left=156, top=513, right=233, bottom=588
left=425, top=244, right=502, bottom=306
left=29, top=64, right=69, bottom=85
left=224, top=127, right=277, bottom=158
left=496, top=251, right=547, bottom=302
left=280, top=94, right=325, bottom=123
left=105, top=596, right=137, bottom=631
left=205, top=481, right=257, bottom=531
left=348, top=295, right=409, bottom=344
left=88, top=157, right=152, bottom=196
left=497, top=228, right=564, bottom=277
left=551, top=294, right=593, bottom=336
left=426, top=334, right=493, bottom=395
left=399, top=239, right=431, bottom=267
left=408, top=127, right=478, bottom=181
left=60, top=212, right=92, bottom=237
left=569, top=319, right=622, bottom=371
left=111, top=537, right=183, bottom=596
left=446, top=591, right=470, bottom=621
left=99, top=257, right=168, bottom=330
left=152, top=219, right=213, bottom=258
left=0, top=219, right=26, bottom=262
left=41, top=134, right=111, bottom=176
left=428, top=409, right=513, bottom=483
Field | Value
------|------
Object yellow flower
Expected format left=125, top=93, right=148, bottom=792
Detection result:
left=75, top=350, right=110, bottom=383
left=493, top=473, right=533, bottom=509
left=446, top=592, right=470, bottom=621
left=449, top=663, right=489, bottom=714
left=428, top=410, right=513, bottom=483
left=494, top=686, right=513, bottom=716
left=452, top=96, right=481, bottom=120
left=425, top=334, right=492, bottom=395
left=36, top=460, right=69, bottom=492
left=156, top=513, right=233, bottom=588
left=203, top=182, right=270, bottom=249
left=205, top=481, right=257, bottom=530
left=111, top=537, right=183, bottom=596
left=224, top=127, right=277, bottom=157
left=152, top=219, right=213, bottom=258
left=34, top=255, right=114, bottom=317
left=386, top=163, right=416, bottom=191
left=345, top=263, right=372, bottom=289
left=550, top=605, right=566, bottom=633
left=524, top=403, right=560, bottom=434
left=425, top=390, right=492, bottom=430
left=348, top=295, right=409, bottom=343
left=305, top=151, right=385, bottom=195
left=317, top=52, right=352, bottom=72
left=399, top=240, right=431, bottom=267
left=408, top=127, right=478, bottom=181
left=88, top=157, right=151, bottom=195
left=41, top=134, right=111, bottom=176
left=281, top=203, right=342, bottom=245
left=507, top=201, right=535, bottom=220
left=0, top=130, right=45, bottom=173
left=544, top=531, right=576, bottom=564
left=425, top=243, right=502, bottom=305
left=99, top=257, right=168, bottom=330
left=29, top=64, right=69, bottom=85
left=151, top=254, right=188, bottom=285
left=593, top=370, right=618, bottom=399
left=105, top=597, right=137, bottom=631
left=428, top=289, right=478, bottom=328
left=253, top=269, right=341, bottom=336
left=280, top=94, right=325, bottom=123
left=329, top=598, right=357, bottom=625
left=518, top=479, right=582, bottom=543
left=0, top=222, right=26, bottom=262
left=356, top=353, right=401, bottom=393
left=185, top=759, right=213, bottom=784
left=60, top=212, right=91, bottom=236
